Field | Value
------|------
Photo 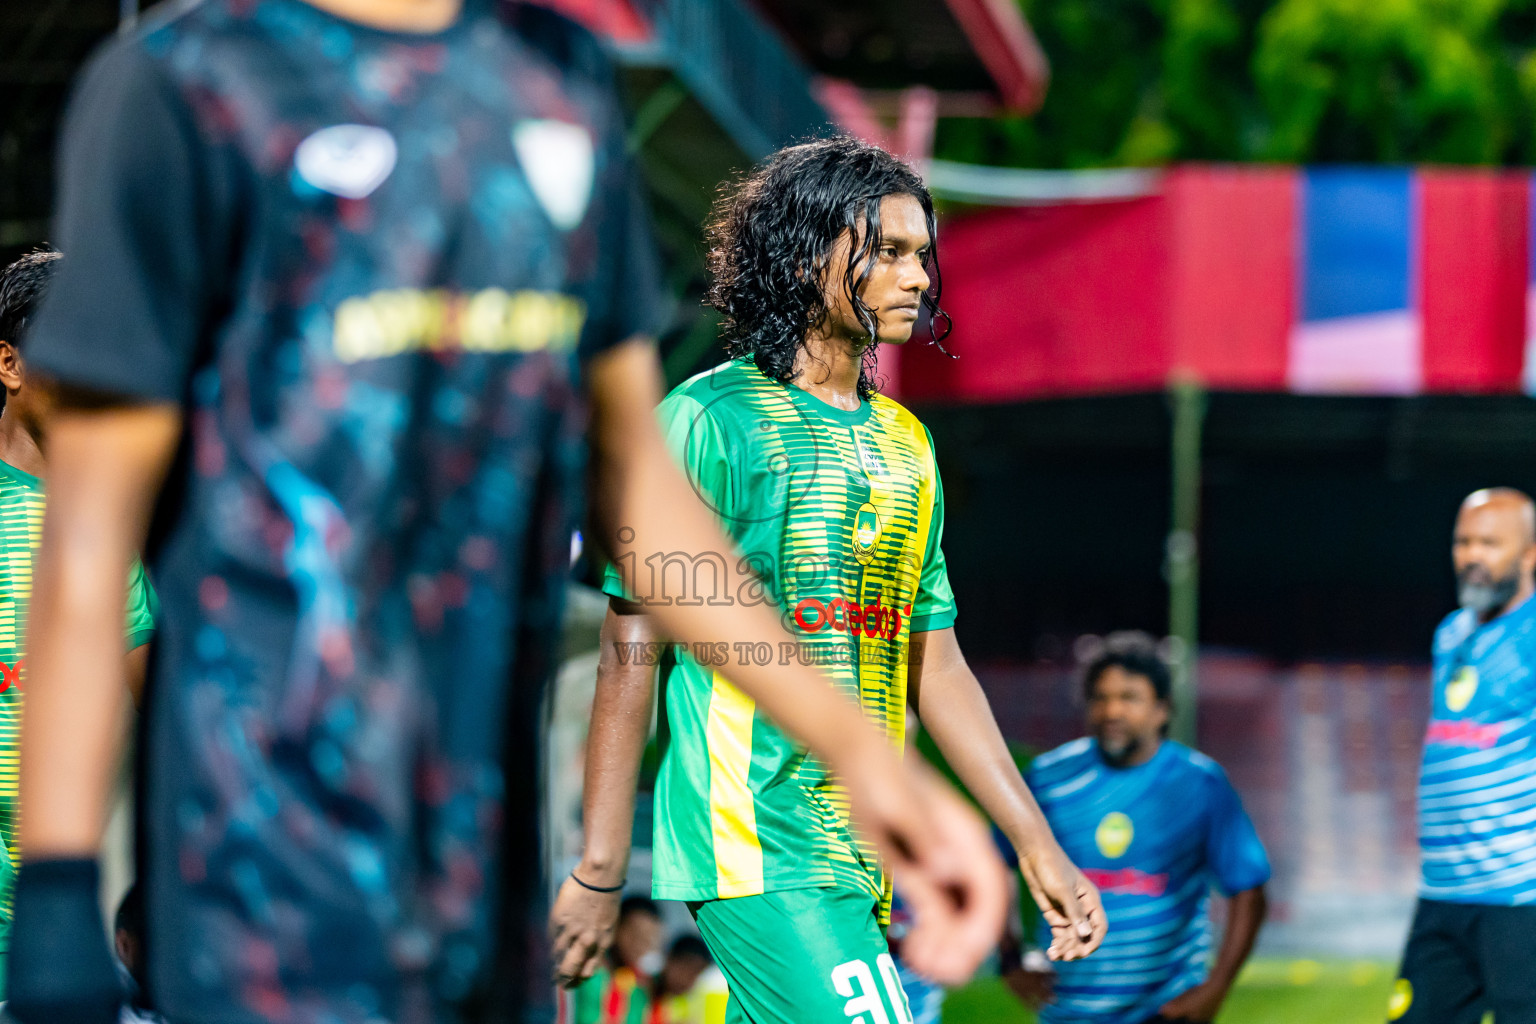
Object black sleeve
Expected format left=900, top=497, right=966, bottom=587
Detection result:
left=26, top=40, right=238, bottom=403
left=579, top=155, right=667, bottom=359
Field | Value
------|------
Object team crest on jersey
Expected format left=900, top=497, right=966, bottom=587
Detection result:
left=1095, top=812, right=1134, bottom=859
left=1387, top=978, right=1412, bottom=1020
left=1445, top=666, right=1478, bottom=713
left=512, top=119, right=596, bottom=230
left=294, top=124, right=398, bottom=199
left=852, top=502, right=881, bottom=565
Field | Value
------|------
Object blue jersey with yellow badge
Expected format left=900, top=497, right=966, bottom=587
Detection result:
left=1027, top=740, right=1270, bottom=1024
left=1419, top=598, right=1536, bottom=904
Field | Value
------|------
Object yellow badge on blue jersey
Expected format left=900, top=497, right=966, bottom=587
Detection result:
left=1387, top=978, right=1412, bottom=1020
left=1095, top=812, right=1134, bottom=859
left=1446, top=667, right=1478, bottom=713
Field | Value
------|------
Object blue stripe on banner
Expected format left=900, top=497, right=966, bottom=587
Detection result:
left=1525, top=171, right=1536, bottom=395
left=1301, top=168, right=1413, bottom=320
left=1529, top=171, right=1536, bottom=287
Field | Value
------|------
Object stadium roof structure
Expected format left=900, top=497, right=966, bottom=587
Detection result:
left=753, top=0, right=1049, bottom=115
left=536, top=0, right=1051, bottom=380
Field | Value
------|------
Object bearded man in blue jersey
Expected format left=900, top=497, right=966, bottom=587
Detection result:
left=1391, top=488, right=1536, bottom=1024
left=1013, top=636, right=1269, bottom=1024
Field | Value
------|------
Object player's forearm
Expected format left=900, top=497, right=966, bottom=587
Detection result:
left=20, top=406, right=180, bottom=857
left=19, top=530, right=132, bottom=855
left=911, top=629, right=1055, bottom=856
left=615, top=451, right=880, bottom=773
left=587, top=341, right=888, bottom=776
left=577, top=604, right=658, bottom=884
left=1207, top=884, right=1267, bottom=993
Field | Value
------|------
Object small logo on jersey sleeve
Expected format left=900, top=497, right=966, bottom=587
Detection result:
left=852, top=503, right=882, bottom=565
left=1387, top=978, right=1412, bottom=1020
left=1095, top=812, right=1134, bottom=859
left=295, top=125, right=398, bottom=199
left=1445, top=666, right=1478, bottom=712
left=512, top=120, right=595, bottom=230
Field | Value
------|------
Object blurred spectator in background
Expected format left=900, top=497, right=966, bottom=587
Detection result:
left=1390, top=489, right=1536, bottom=1024
left=113, top=885, right=162, bottom=1024
left=568, top=897, right=665, bottom=1024
left=650, top=935, right=727, bottom=1024
left=887, top=892, right=947, bottom=1024
left=1014, top=635, right=1270, bottom=1024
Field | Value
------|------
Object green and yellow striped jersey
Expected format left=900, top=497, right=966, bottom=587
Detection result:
left=603, top=359, right=956, bottom=918
left=0, top=459, right=158, bottom=956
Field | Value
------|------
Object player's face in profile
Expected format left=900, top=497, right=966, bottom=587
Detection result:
left=821, top=194, right=932, bottom=346
left=1087, top=666, right=1168, bottom=764
left=0, top=342, right=55, bottom=438
left=1453, top=502, right=1533, bottom=614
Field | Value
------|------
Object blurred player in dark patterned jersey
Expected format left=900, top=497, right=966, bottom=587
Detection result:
left=7, top=3, right=1009, bottom=1024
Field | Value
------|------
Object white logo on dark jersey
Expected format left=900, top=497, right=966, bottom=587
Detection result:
left=512, top=119, right=595, bottom=230
left=295, top=125, right=398, bottom=200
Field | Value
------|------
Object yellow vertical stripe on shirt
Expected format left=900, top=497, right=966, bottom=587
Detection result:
left=706, top=670, right=764, bottom=896
left=908, top=419, right=938, bottom=604
left=0, top=482, right=40, bottom=880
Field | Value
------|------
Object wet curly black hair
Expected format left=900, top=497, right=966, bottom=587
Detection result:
left=0, top=248, right=62, bottom=352
left=704, top=136, right=952, bottom=401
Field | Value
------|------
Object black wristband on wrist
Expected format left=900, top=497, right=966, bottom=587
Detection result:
left=8, top=857, right=124, bottom=1024
left=569, top=870, right=625, bottom=893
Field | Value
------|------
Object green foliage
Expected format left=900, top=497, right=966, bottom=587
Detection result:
left=934, top=0, right=1536, bottom=167
left=1254, top=0, right=1524, bottom=162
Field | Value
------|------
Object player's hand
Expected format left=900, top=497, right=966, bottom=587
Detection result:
left=548, top=870, right=623, bottom=989
left=1002, top=963, right=1056, bottom=1010
left=1158, top=979, right=1227, bottom=1022
left=841, top=751, right=1008, bottom=987
left=1017, top=841, right=1105, bottom=961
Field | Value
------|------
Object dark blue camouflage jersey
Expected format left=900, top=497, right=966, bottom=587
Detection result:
left=28, top=1, right=662, bottom=1021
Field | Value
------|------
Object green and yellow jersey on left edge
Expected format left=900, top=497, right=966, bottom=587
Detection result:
left=0, top=458, right=159, bottom=971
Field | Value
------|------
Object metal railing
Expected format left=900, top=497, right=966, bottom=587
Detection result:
left=621, top=0, right=832, bottom=159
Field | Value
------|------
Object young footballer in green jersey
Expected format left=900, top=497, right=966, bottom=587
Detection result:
left=0, top=251, right=157, bottom=994
left=552, top=138, right=1106, bottom=1023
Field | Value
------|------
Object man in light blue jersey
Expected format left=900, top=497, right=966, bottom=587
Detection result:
left=1390, top=488, right=1536, bottom=1024
left=1016, top=636, right=1269, bottom=1024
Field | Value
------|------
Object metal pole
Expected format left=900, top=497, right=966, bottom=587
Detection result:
left=1166, top=377, right=1206, bottom=747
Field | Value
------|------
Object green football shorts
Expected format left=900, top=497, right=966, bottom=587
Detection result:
left=690, top=887, right=914, bottom=1024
